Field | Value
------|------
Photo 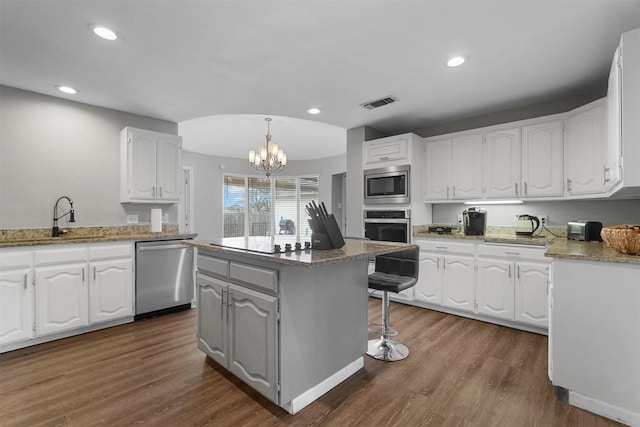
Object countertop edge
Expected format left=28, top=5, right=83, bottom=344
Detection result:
left=0, top=233, right=197, bottom=248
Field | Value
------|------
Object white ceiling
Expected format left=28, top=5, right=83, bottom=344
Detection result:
left=1, top=0, right=639, bottom=160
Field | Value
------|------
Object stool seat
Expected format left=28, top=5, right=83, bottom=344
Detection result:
left=367, top=246, right=419, bottom=362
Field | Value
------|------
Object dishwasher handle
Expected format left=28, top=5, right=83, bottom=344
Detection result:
left=138, top=244, right=190, bottom=251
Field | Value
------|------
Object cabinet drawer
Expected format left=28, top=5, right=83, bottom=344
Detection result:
left=35, top=246, right=88, bottom=266
left=0, top=250, right=33, bottom=270
left=416, top=239, right=476, bottom=255
left=478, top=243, right=547, bottom=261
left=229, top=262, right=278, bottom=293
left=198, top=255, right=228, bottom=279
left=89, top=243, right=133, bottom=260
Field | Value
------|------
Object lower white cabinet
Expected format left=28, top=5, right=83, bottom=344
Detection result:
left=0, top=255, right=34, bottom=345
left=197, top=256, right=279, bottom=404
left=413, top=238, right=550, bottom=332
left=0, top=242, right=134, bottom=352
left=476, top=258, right=515, bottom=321
left=35, top=263, right=89, bottom=336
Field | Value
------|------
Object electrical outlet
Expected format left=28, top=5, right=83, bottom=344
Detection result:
left=126, top=214, right=138, bottom=224
left=162, top=213, right=169, bottom=224
left=457, top=214, right=463, bottom=225
left=539, top=214, right=548, bottom=225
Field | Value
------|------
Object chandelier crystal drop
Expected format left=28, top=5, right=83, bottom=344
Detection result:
left=248, top=117, right=287, bottom=177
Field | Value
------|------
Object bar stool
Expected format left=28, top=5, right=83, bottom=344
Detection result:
left=367, top=246, right=419, bottom=361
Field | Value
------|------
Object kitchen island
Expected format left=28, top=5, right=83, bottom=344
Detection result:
left=186, top=238, right=415, bottom=415
left=546, top=239, right=639, bottom=426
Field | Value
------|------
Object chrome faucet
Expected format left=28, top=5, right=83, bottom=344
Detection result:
left=52, top=196, right=75, bottom=237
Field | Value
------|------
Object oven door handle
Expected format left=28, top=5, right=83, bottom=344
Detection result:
left=364, top=218, right=410, bottom=224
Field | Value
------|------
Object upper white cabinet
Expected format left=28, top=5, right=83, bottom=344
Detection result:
left=363, top=135, right=409, bottom=166
left=521, top=120, right=564, bottom=197
left=423, top=132, right=483, bottom=201
left=564, top=99, right=606, bottom=197
left=607, top=28, right=640, bottom=197
left=120, top=127, right=182, bottom=203
left=483, top=127, right=521, bottom=198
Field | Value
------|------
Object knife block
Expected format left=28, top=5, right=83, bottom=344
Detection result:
left=310, top=214, right=345, bottom=250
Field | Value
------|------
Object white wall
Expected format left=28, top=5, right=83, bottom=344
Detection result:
left=181, top=150, right=346, bottom=241
left=0, top=85, right=178, bottom=229
left=432, top=200, right=640, bottom=228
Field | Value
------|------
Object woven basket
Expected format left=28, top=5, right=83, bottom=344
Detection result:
left=601, top=224, right=640, bottom=255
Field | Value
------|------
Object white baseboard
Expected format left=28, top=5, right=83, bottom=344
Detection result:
left=282, top=357, right=364, bottom=415
left=569, top=391, right=640, bottom=427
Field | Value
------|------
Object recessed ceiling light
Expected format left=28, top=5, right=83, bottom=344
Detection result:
left=307, top=107, right=321, bottom=115
left=91, top=25, right=119, bottom=41
left=56, top=85, right=78, bottom=94
left=447, top=56, right=467, bottom=67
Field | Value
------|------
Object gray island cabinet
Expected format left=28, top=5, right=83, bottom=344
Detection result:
left=186, top=238, right=415, bottom=415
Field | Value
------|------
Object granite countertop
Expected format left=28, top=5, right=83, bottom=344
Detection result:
left=0, top=225, right=196, bottom=248
left=545, top=239, right=640, bottom=265
left=187, top=238, right=417, bottom=267
left=413, top=224, right=559, bottom=246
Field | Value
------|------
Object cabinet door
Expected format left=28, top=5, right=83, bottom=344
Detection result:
left=565, top=101, right=605, bottom=196
left=127, top=128, right=157, bottom=200
left=197, top=274, right=227, bottom=366
left=156, top=135, right=181, bottom=201
left=0, top=269, right=34, bottom=345
left=35, top=264, right=89, bottom=336
left=515, top=262, right=549, bottom=328
left=605, top=47, right=622, bottom=190
left=442, top=255, right=475, bottom=312
left=227, top=283, right=278, bottom=403
left=90, top=259, right=133, bottom=324
left=364, top=136, right=409, bottom=165
left=424, top=139, right=450, bottom=200
left=522, top=120, right=564, bottom=197
left=484, top=128, right=521, bottom=198
left=451, top=133, right=483, bottom=199
left=414, top=253, right=442, bottom=305
left=476, top=259, right=515, bottom=321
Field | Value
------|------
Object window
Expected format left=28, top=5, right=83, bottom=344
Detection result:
left=223, top=175, right=319, bottom=239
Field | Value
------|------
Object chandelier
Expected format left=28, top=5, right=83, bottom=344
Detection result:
left=248, top=117, right=287, bottom=177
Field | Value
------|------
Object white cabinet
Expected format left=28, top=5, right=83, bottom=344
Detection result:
left=476, top=258, right=514, bottom=321
left=564, top=99, right=606, bottom=197
left=423, top=132, right=482, bottom=201
left=363, top=135, right=409, bottom=166
left=197, top=255, right=279, bottom=403
left=0, top=251, right=34, bottom=346
left=450, top=133, right=483, bottom=200
left=424, top=138, right=450, bottom=201
left=605, top=46, right=622, bottom=191
left=89, top=243, right=134, bottom=324
left=521, top=120, right=564, bottom=197
left=515, top=261, right=549, bottom=327
left=483, top=127, right=521, bottom=198
left=120, top=127, right=182, bottom=203
left=477, top=243, right=549, bottom=328
left=415, top=239, right=476, bottom=313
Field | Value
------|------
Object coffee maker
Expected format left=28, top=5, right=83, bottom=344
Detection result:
left=463, top=207, right=487, bottom=236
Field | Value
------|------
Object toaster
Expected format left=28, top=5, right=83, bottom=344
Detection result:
left=567, top=221, right=603, bottom=242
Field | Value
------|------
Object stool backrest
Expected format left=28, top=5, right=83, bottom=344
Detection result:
left=374, top=246, right=419, bottom=279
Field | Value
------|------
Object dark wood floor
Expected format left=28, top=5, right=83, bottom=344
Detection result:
left=0, top=299, right=621, bottom=427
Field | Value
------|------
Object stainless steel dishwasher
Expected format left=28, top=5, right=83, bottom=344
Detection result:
left=135, top=239, right=194, bottom=320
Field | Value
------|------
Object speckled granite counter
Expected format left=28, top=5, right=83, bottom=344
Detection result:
left=545, top=238, right=640, bottom=264
left=186, top=238, right=416, bottom=267
left=413, top=224, right=563, bottom=246
left=0, top=225, right=196, bottom=248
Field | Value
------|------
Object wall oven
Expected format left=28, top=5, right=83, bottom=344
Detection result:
left=364, top=209, right=411, bottom=243
left=363, top=165, right=410, bottom=205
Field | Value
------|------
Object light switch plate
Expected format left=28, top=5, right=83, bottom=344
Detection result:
left=126, top=214, right=138, bottom=224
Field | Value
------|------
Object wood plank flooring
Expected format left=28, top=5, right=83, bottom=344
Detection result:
left=0, top=299, right=622, bottom=426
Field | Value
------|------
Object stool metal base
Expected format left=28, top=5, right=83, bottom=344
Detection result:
left=366, top=338, right=409, bottom=361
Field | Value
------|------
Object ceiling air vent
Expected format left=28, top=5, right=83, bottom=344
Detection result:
left=360, top=96, right=397, bottom=110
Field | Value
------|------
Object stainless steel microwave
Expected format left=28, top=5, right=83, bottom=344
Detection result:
left=363, top=165, right=410, bottom=205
